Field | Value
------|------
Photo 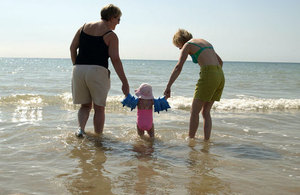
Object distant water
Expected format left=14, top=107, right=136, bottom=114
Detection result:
left=0, top=58, right=299, bottom=194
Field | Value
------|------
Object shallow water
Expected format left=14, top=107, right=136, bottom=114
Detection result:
left=0, top=58, right=300, bottom=194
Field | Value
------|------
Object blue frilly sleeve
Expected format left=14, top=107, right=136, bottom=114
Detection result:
left=154, top=97, right=171, bottom=113
left=121, top=93, right=139, bottom=111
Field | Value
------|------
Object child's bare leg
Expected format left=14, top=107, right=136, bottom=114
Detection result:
left=147, top=124, right=154, bottom=138
left=137, top=124, right=145, bottom=137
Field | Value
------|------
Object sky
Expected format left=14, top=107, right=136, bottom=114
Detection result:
left=0, top=0, right=299, bottom=62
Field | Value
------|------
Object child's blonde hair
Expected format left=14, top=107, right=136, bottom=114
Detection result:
left=173, top=29, right=193, bottom=47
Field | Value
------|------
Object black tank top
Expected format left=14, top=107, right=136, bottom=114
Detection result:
left=75, top=25, right=112, bottom=68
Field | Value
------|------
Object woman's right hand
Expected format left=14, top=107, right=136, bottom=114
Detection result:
left=164, top=87, right=171, bottom=99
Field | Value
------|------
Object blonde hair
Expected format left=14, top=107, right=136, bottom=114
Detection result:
left=101, top=4, right=122, bottom=21
left=173, top=29, right=193, bottom=47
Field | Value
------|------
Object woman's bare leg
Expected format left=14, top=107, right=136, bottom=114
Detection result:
left=78, top=103, right=92, bottom=131
left=189, top=99, right=204, bottom=138
left=93, top=103, right=105, bottom=134
left=201, top=101, right=215, bottom=140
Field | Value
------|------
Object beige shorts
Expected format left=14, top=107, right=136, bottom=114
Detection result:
left=72, top=65, right=111, bottom=106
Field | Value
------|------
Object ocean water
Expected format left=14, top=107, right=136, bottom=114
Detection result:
left=0, top=58, right=299, bottom=194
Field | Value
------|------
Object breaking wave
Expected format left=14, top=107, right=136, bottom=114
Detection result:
left=1, top=93, right=299, bottom=112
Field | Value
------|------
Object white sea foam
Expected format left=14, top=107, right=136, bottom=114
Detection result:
left=58, top=92, right=73, bottom=105
left=214, top=97, right=300, bottom=111
left=0, top=94, right=45, bottom=106
left=1, top=93, right=299, bottom=112
left=161, top=96, right=300, bottom=111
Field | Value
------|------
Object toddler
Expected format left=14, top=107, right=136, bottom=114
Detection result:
left=121, top=83, right=170, bottom=138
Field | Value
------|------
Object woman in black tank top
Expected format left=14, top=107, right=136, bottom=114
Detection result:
left=70, top=4, right=130, bottom=137
left=75, top=25, right=112, bottom=68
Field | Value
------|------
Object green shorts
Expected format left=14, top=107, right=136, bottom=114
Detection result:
left=194, top=65, right=225, bottom=102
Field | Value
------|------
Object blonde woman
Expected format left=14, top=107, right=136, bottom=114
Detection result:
left=164, top=29, right=225, bottom=140
left=70, top=4, right=129, bottom=137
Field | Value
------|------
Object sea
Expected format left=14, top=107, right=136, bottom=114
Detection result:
left=0, top=58, right=299, bottom=195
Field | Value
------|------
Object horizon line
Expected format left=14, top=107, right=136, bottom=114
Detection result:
left=0, top=57, right=299, bottom=64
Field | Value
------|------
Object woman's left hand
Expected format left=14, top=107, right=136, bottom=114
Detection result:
left=122, top=83, right=129, bottom=96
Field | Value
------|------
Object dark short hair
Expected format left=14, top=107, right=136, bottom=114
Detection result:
left=101, top=4, right=122, bottom=21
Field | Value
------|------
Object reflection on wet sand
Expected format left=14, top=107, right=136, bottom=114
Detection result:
left=63, top=134, right=113, bottom=195
left=56, top=134, right=233, bottom=194
left=132, top=137, right=155, bottom=159
left=186, top=140, right=232, bottom=194
left=108, top=137, right=160, bottom=194
left=132, top=139, right=157, bottom=194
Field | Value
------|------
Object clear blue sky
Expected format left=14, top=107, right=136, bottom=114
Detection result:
left=1, top=0, right=299, bottom=62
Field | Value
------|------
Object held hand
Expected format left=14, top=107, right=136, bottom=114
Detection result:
left=164, top=88, right=171, bottom=99
left=122, top=83, right=129, bottom=96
